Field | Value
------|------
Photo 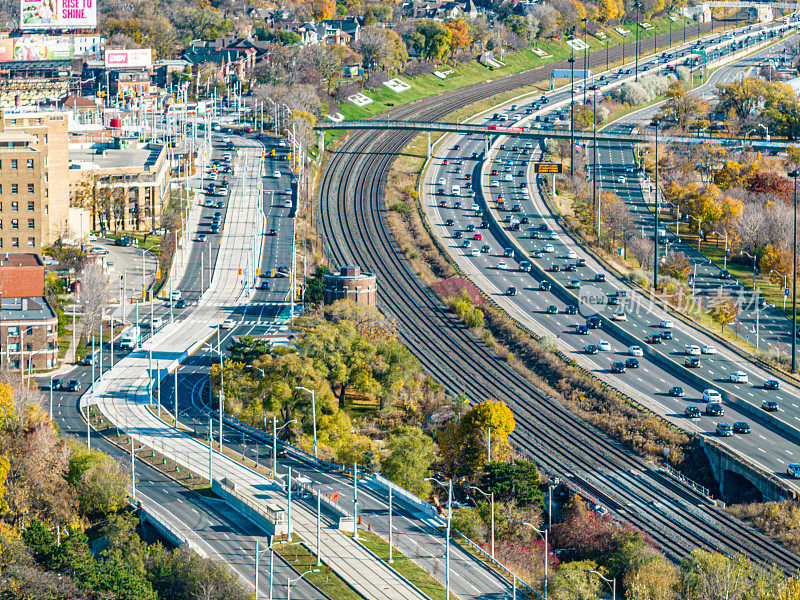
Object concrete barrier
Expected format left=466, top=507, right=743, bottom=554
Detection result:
left=212, top=478, right=288, bottom=536
left=365, top=474, right=441, bottom=520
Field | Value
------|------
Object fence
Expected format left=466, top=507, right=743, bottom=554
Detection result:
left=365, top=473, right=440, bottom=520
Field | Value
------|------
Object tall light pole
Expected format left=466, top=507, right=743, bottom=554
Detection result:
left=635, top=1, right=641, bottom=82
left=520, top=522, right=548, bottom=598
left=591, top=84, right=599, bottom=242
left=466, top=485, right=495, bottom=560
left=770, top=270, right=789, bottom=310
left=272, top=417, right=296, bottom=478
left=254, top=540, right=271, bottom=600
left=569, top=48, right=576, bottom=179
left=287, top=569, right=320, bottom=600
left=582, top=17, right=589, bottom=107
left=425, top=477, right=452, bottom=600
left=584, top=569, right=616, bottom=600
left=294, top=386, right=317, bottom=458
left=651, top=119, right=660, bottom=290
left=790, top=170, right=798, bottom=374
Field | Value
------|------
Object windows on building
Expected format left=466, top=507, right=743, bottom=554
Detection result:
left=27, top=184, right=34, bottom=194
left=27, top=237, right=34, bottom=247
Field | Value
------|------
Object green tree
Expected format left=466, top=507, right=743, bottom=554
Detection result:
left=550, top=560, right=603, bottom=600
left=480, top=460, right=542, bottom=506
left=67, top=445, right=128, bottom=518
left=22, top=519, right=54, bottom=561
left=227, top=336, right=272, bottom=364
left=415, top=20, right=452, bottom=61
left=257, top=29, right=302, bottom=45
left=305, top=265, right=331, bottom=305
left=383, top=426, right=437, bottom=497
left=680, top=550, right=753, bottom=600
left=98, top=554, right=157, bottom=600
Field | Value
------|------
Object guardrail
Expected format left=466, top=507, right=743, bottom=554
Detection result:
left=453, top=531, right=541, bottom=600
left=661, top=463, right=711, bottom=499
left=365, top=473, right=440, bottom=519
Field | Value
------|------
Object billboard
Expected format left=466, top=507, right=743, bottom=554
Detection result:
left=105, top=48, right=153, bottom=69
left=0, top=35, right=75, bottom=61
left=20, top=0, right=97, bottom=30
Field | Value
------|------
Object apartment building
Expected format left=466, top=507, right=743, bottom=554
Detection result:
left=0, top=253, right=59, bottom=372
left=0, top=110, right=70, bottom=254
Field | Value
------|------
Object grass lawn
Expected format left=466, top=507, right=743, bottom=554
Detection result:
left=347, top=529, right=455, bottom=600
left=274, top=535, right=364, bottom=600
left=335, top=15, right=703, bottom=124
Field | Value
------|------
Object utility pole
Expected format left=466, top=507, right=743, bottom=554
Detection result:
left=791, top=170, right=799, bottom=373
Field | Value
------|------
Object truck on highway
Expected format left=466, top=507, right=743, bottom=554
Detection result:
left=119, top=326, right=140, bottom=351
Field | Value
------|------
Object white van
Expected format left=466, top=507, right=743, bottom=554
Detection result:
left=450, top=185, right=461, bottom=196
left=119, top=326, right=140, bottom=351
left=151, top=316, right=163, bottom=329
left=283, top=198, right=292, bottom=208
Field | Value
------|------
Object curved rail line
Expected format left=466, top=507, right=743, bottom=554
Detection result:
left=316, top=29, right=800, bottom=572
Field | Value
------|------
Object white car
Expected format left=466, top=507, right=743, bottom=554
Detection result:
left=685, top=345, right=701, bottom=356
left=221, top=318, right=236, bottom=329
left=90, top=247, right=109, bottom=255
left=617, top=175, right=626, bottom=183
left=611, top=311, right=627, bottom=321
left=543, top=244, right=555, bottom=253
left=470, top=203, right=480, bottom=212
left=597, top=340, right=611, bottom=351
left=701, top=345, right=717, bottom=355
left=497, top=261, right=508, bottom=270
left=628, top=345, right=644, bottom=357
left=170, top=290, right=182, bottom=301
left=730, top=370, right=749, bottom=384
left=438, top=177, right=446, bottom=186
left=88, top=233, right=97, bottom=241
left=504, top=174, right=513, bottom=181
left=703, top=389, right=722, bottom=403
left=566, top=250, right=577, bottom=259
left=659, top=319, right=674, bottom=328
left=491, top=180, right=500, bottom=187
left=470, top=248, right=480, bottom=257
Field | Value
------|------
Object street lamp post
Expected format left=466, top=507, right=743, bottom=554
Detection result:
left=712, top=230, right=729, bottom=271
left=651, top=119, right=660, bottom=290
left=789, top=170, right=798, bottom=373
left=520, top=522, right=548, bottom=598
left=272, top=417, right=297, bottom=478
left=740, top=250, right=758, bottom=288
left=466, top=485, right=495, bottom=560
left=569, top=49, right=575, bottom=179
left=591, top=85, right=599, bottom=241
left=770, top=270, right=789, bottom=310
left=287, top=569, right=320, bottom=600
left=49, top=373, right=53, bottom=420
left=294, top=386, right=317, bottom=458
left=584, top=569, right=616, bottom=600
left=582, top=17, right=589, bottom=107
left=689, top=215, right=702, bottom=251
left=635, top=1, right=641, bottom=82
left=425, top=477, right=452, bottom=600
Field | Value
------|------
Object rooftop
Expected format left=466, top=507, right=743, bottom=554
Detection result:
left=0, top=297, right=56, bottom=323
left=0, top=253, right=43, bottom=268
left=69, top=142, right=164, bottom=172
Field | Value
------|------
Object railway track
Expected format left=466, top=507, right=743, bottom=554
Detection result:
left=317, top=23, right=800, bottom=573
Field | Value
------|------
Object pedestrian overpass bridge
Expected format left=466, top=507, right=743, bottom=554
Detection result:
left=314, top=120, right=791, bottom=155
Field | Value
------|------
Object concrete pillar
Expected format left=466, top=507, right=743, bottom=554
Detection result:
left=427, top=131, right=431, bottom=159
left=485, top=135, right=490, bottom=154
left=319, top=131, right=325, bottom=155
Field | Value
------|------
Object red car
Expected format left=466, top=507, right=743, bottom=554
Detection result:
left=439, top=200, right=447, bottom=207
left=473, top=234, right=483, bottom=240
left=491, top=169, right=498, bottom=175
left=245, top=127, right=254, bottom=133
left=443, top=159, right=449, bottom=165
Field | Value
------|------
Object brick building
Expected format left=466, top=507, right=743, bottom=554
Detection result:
left=323, top=265, right=377, bottom=307
left=0, top=253, right=59, bottom=371
left=0, top=110, right=70, bottom=254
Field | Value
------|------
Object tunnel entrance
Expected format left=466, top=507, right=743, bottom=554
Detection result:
left=723, top=469, right=764, bottom=504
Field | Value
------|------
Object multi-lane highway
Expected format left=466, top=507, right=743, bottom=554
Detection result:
left=598, top=43, right=799, bottom=355
left=318, top=16, right=800, bottom=572
left=419, top=24, right=800, bottom=489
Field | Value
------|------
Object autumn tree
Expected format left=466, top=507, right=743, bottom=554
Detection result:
left=746, top=171, right=792, bottom=201
left=599, top=191, right=635, bottom=251
left=761, top=243, right=793, bottom=284
left=445, top=18, right=471, bottom=50
left=659, top=251, right=692, bottom=281
left=680, top=550, right=754, bottom=600
left=79, top=262, right=108, bottom=340
left=550, top=560, right=603, bottom=600
left=715, top=78, right=766, bottom=124
left=709, top=291, right=739, bottom=332
left=439, top=400, right=515, bottom=479
left=410, top=20, right=452, bottom=61
left=598, top=0, right=621, bottom=21
left=657, top=80, right=708, bottom=130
